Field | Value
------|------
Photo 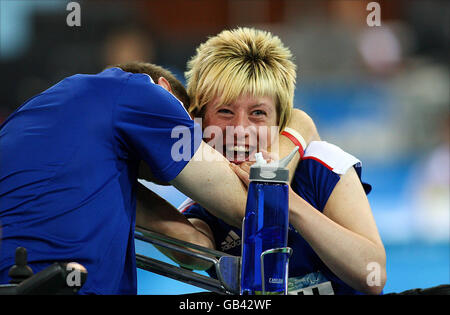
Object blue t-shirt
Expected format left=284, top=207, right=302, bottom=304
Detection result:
left=181, top=141, right=372, bottom=295
left=0, top=68, right=200, bottom=294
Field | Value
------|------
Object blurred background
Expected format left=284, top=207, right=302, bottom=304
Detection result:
left=0, top=0, right=448, bottom=294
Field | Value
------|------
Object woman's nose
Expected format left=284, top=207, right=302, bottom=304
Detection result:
left=229, top=113, right=258, bottom=141
left=231, top=112, right=250, bottom=129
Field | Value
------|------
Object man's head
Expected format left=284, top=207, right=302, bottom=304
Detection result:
left=109, top=61, right=190, bottom=108
left=185, top=27, right=296, bottom=131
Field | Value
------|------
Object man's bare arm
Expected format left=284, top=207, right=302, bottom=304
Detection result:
left=170, top=141, right=247, bottom=228
left=135, top=181, right=215, bottom=270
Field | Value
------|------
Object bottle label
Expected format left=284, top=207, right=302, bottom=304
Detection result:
left=287, top=271, right=335, bottom=295
left=269, top=277, right=284, bottom=284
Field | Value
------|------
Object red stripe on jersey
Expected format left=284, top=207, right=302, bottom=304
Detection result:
left=302, top=156, right=333, bottom=171
left=180, top=202, right=197, bottom=213
left=281, top=130, right=305, bottom=158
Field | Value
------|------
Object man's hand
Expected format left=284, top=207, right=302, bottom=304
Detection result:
left=289, top=109, right=321, bottom=143
left=275, top=109, right=321, bottom=182
left=230, top=150, right=275, bottom=187
left=230, top=163, right=251, bottom=187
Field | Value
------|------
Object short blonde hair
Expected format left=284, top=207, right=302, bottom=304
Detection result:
left=185, top=27, right=296, bottom=131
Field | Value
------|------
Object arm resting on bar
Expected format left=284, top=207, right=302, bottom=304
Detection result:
left=136, top=181, right=216, bottom=270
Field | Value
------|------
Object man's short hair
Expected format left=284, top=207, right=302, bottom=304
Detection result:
left=109, top=61, right=190, bottom=109
left=185, top=27, right=296, bottom=131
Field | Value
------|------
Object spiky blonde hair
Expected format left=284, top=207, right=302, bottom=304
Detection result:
left=185, top=27, right=297, bottom=131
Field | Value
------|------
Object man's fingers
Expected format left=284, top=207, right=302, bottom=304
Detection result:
left=259, top=149, right=279, bottom=161
left=230, top=163, right=250, bottom=187
left=248, top=149, right=278, bottom=165
left=239, top=162, right=252, bottom=174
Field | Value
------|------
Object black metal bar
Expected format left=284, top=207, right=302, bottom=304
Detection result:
left=136, top=254, right=228, bottom=294
left=135, top=227, right=230, bottom=258
left=135, top=233, right=218, bottom=266
left=134, top=227, right=241, bottom=294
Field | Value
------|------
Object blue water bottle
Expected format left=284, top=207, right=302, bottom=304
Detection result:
left=240, top=147, right=298, bottom=295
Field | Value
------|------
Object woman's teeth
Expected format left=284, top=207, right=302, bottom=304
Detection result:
left=225, top=146, right=250, bottom=162
left=232, top=146, right=249, bottom=153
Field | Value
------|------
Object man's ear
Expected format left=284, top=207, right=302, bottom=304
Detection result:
left=157, top=77, right=173, bottom=93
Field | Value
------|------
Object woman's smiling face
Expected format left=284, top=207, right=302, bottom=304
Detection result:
left=202, top=94, right=279, bottom=164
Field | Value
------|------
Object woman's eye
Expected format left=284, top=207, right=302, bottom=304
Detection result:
left=218, top=109, right=233, bottom=114
left=252, top=110, right=266, bottom=116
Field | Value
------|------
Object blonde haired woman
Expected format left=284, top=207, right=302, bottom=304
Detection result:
left=178, top=27, right=387, bottom=295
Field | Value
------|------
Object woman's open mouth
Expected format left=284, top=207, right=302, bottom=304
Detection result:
left=224, top=145, right=255, bottom=164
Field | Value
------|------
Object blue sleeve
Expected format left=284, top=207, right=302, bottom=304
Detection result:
left=294, top=159, right=340, bottom=212
left=182, top=203, right=219, bottom=229
left=113, top=73, right=201, bottom=182
left=292, top=160, right=371, bottom=212
left=182, top=203, right=241, bottom=257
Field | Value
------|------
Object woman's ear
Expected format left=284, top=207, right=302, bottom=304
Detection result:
left=157, top=77, right=173, bottom=93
